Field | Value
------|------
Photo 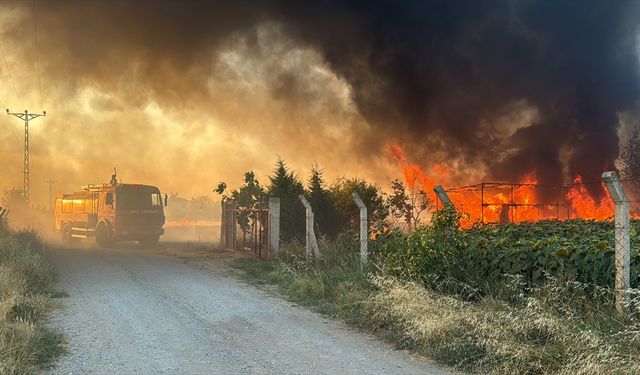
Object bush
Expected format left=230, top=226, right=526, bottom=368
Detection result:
left=0, top=227, right=65, bottom=374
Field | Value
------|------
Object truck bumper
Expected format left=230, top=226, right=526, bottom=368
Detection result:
left=115, top=227, right=164, bottom=239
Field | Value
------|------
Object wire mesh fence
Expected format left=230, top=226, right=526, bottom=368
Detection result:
left=436, top=178, right=640, bottom=226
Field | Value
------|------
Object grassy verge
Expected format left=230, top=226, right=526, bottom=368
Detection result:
left=231, top=234, right=640, bottom=374
left=0, top=226, right=65, bottom=374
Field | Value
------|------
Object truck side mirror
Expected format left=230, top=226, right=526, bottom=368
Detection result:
left=105, top=192, right=113, bottom=206
left=164, top=194, right=168, bottom=207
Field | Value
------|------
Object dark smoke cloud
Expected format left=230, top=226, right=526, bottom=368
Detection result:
left=2, top=0, right=639, bottom=200
left=274, top=1, right=640, bottom=190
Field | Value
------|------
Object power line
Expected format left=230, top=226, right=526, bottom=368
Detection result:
left=0, top=41, right=23, bottom=109
left=32, top=0, right=43, bottom=108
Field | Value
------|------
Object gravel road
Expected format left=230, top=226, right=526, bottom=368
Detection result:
left=46, top=244, right=448, bottom=375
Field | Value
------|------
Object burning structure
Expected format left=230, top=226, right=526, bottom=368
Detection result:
left=390, top=145, right=637, bottom=227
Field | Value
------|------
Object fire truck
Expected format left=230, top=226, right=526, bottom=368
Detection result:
left=55, top=182, right=167, bottom=247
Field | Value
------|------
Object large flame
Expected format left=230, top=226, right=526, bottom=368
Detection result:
left=565, top=176, right=614, bottom=220
left=389, top=144, right=616, bottom=227
left=388, top=144, right=447, bottom=203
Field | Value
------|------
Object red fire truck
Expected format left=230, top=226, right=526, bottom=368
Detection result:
left=55, top=183, right=167, bottom=247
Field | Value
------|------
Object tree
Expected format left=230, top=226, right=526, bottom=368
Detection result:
left=215, top=171, right=266, bottom=240
left=387, top=179, right=412, bottom=227
left=1, top=188, right=26, bottom=209
left=306, top=165, right=340, bottom=237
left=620, top=125, right=640, bottom=180
left=330, top=177, right=388, bottom=233
left=267, top=159, right=305, bottom=241
left=620, top=125, right=640, bottom=210
left=386, top=178, right=431, bottom=231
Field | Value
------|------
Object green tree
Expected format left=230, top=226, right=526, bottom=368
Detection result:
left=386, top=178, right=431, bottom=231
left=306, top=165, right=340, bottom=237
left=215, top=171, right=266, bottom=237
left=330, top=177, right=388, bottom=233
left=267, top=159, right=305, bottom=241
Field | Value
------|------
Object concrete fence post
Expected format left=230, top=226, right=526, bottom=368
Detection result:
left=351, top=192, right=368, bottom=267
left=0, top=207, right=7, bottom=227
left=229, top=201, right=237, bottom=250
left=433, top=185, right=454, bottom=209
left=268, top=197, right=281, bottom=255
left=602, top=171, right=631, bottom=314
left=298, top=195, right=320, bottom=259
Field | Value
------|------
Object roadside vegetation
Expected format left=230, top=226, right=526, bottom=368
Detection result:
left=233, top=212, right=640, bottom=374
left=0, top=225, right=65, bottom=374
left=224, top=158, right=640, bottom=375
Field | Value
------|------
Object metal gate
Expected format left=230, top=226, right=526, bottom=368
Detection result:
left=220, top=200, right=271, bottom=259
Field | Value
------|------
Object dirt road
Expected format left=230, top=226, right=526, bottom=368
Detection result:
left=47, top=244, right=448, bottom=375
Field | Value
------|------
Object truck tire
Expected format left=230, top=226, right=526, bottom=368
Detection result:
left=139, top=235, right=160, bottom=247
left=96, top=222, right=114, bottom=248
left=62, top=223, right=74, bottom=244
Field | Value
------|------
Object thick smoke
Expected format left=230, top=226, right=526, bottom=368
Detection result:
left=275, top=1, right=640, bottom=195
left=1, top=0, right=639, bottom=202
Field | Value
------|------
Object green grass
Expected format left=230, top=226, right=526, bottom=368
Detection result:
left=0, top=226, right=65, bottom=374
left=231, top=232, right=640, bottom=375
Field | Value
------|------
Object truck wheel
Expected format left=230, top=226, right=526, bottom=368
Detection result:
left=96, top=222, right=114, bottom=248
left=139, top=235, right=160, bottom=247
left=62, top=223, right=74, bottom=244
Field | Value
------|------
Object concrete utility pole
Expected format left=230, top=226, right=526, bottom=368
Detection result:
left=44, top=178, right=56, bottom=212
left=7, top=109, right=46, bottom=206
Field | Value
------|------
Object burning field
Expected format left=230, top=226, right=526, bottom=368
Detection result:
left=389, top=145, right=634, bottom=227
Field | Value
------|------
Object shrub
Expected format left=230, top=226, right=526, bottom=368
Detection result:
left=0, top=226, right=65, bottom=374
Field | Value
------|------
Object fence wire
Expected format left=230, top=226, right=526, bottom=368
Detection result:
left=437, top=178, right=640, bottom=225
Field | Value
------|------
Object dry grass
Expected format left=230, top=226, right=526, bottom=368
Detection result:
left=370, top=276, right=640, bottom=374
left=0, top=227, right=65, bottom=374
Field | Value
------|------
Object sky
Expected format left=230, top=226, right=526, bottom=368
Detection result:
left=0, top=0, right=639, bottom=206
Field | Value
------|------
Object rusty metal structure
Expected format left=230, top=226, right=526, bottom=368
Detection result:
left=436, top=179, right=640, bottom=224
left=438, top=182, right=571, bottom=224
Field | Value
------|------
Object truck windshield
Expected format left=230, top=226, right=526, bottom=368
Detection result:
left=117, top=186, right=162, bottom=209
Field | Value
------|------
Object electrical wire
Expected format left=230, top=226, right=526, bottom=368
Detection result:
left=0, top=41, right=23, bottom=109
left=0, top=89, right=6, bottom=110
left=32, top=0, right=43, bottom=109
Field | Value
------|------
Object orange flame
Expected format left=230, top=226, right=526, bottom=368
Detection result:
left=389, top=144, right=617, bottom=228
left=565, top=176, right=614, bottom=220
left=387, top=144, right=446, bottom=203
left=165, top=219, right=220, bottom=227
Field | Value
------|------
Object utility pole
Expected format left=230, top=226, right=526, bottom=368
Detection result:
left=6, top=109, right=46, bottom=206
left=44, top=178, right=56, bottom=212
